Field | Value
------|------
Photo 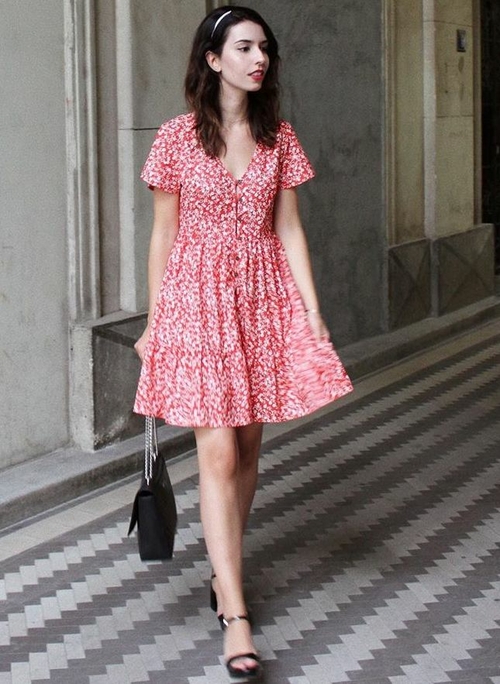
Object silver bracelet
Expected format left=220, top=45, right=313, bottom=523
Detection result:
left=305, top=308, right=320, bottom=315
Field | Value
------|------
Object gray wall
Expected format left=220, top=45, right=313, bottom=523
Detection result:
left=117, top=0, right=205, bottom=313
left=246, top=0, right=386, bottom=346
left=0, top=1, right=69, bottom=468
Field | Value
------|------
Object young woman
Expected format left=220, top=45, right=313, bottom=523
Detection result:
left=134, top=5, right=353, bottom=680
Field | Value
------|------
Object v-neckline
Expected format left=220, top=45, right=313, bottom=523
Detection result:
left=216, top=142, right=261, bottom=183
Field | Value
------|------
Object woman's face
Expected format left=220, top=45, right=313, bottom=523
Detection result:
left=207, top=20, right=270, bottom=95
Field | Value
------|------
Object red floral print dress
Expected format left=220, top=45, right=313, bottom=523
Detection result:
left=134, top=113, right=353, bottom=427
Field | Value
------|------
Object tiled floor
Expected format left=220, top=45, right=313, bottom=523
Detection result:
left=1, top=320, right=500, bottom=683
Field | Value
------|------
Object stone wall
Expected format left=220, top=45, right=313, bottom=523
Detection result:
left=0, top=1, right=68, bottom=468
left=245, top=0, right=387, bottom=346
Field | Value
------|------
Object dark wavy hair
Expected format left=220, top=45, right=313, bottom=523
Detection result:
left=185, top=5, right=281, bottom=157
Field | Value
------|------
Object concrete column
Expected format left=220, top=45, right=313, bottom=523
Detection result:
left=96, top=0, right=121, bottom=315
left=65, top=0, right=101, bottom=321
left=387, top=0, right=426, bottom=245
left=423, top=0, right=438, bottom=242
left=422, top=0, right=488, bottom=316
left=388, top=0, right=477, bottom=240
left=429, top=0, right=475, bottom=239
left=65, top=0, right=104, bottom=451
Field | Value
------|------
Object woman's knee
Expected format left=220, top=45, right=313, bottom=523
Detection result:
left=195, top=427, right=239, bottom=480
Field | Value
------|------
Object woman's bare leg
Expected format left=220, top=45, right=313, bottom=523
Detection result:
left=209, top=422, right=263, bottom=611
left=195, top=424, right=262, bottom=671
left=211, top=422, right=263, bottom=613
left=236, top=422, right=264, bottom=530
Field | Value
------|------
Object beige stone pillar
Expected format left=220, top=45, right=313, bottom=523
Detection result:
left=432, top=0, right=475, bottom=238
left=389, top=0, right=475, bottom=243
left=387, top=0, right=426, bottom=246
left=386, top=0, right=487, bottom=324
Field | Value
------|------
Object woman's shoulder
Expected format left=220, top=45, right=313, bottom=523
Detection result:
left=157, top=112, right=197, bottom=139
left=276, top=119, right=300, bottom=143
left=277, top=119, right=294, bottom=133
left=278, top=119, right=296, bottom=135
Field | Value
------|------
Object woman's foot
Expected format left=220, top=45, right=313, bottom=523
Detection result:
left=223, top=615, right=261, bottom=679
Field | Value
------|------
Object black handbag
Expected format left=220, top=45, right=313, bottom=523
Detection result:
left=128, top=417, right=177, bottom=561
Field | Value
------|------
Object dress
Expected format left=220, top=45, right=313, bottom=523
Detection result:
left=134, top=113, right=353, bottom=427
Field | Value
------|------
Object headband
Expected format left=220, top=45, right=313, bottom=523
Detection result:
left=211, top=10, right=232, bottom=39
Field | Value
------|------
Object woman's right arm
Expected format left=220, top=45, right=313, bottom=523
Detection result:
left=134, top=188, right=180, bottom=361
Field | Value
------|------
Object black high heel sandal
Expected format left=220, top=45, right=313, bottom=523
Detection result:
left=223, top=615, right=262, bottom=680
left=210, top=573, right=226, bottom=631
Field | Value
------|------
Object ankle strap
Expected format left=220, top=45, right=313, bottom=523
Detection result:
left=222, top=614, right=250, bottom=629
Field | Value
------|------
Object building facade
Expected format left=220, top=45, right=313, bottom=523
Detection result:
left=0, top=0, right=497, bottom=471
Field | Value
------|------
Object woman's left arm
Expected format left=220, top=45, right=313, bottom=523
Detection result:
left=274, top=187, right=329, bottom=342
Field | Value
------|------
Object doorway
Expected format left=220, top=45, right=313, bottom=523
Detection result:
left=481, top=0, right=500, bottom=275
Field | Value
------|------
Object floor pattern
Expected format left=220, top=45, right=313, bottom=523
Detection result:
left=1, top=321, right=500, bottom=683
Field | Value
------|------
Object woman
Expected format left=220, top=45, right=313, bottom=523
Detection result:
left=134, top=5, right=353, bottom=680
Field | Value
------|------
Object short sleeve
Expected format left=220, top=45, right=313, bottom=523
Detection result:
left=140, top=121, right=181, bottom=194
left=278, top=122, right=315, bottom=189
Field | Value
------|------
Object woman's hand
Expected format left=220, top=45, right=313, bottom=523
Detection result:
left=134, top=324, right=152, bottom=362
left=306, top=310, right=330, bottom=343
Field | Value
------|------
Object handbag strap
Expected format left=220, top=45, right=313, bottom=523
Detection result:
left=144, top=416, right=158, bottom=484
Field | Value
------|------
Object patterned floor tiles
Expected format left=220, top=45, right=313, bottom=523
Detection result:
left=1, top=320, right=500, bottom=683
